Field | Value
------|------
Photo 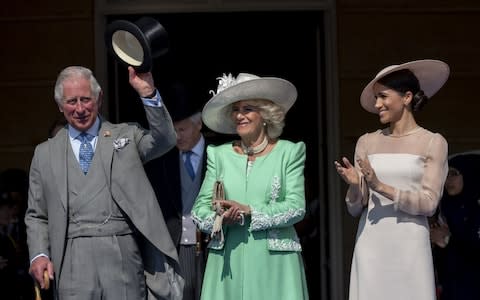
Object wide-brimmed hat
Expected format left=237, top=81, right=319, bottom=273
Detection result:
left=360, top=59, right=450, bottom=113
left=202, top=73, right=297, bottom=134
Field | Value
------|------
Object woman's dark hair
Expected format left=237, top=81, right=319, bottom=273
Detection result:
left=377, top=69, right=429, bottom=112
left=441, top=154, right=480, bottom=229
left=448, top=154, right=480, bottom=198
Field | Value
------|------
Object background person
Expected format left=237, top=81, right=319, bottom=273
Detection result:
left=334, top=60, right=449, bottom=300
left=25, top=65, right=183, bottom=300
left=0, top=168, right=33, bottom=300
left=0, top=192, right=20, bottom=299
left=192, top=73, right=309, bottom=300
left=430, top=153, right=480, bottom=300
left=145, top=82, right=209, bottom=300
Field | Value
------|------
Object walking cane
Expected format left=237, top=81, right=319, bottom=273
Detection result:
left=34, top=270, right=50, bottom=300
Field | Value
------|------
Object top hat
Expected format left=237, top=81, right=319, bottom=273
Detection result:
left=105, top=17, right=169, bottom=73
left=163, top=82, right=202, bottom=123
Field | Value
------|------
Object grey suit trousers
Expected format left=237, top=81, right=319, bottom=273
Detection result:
left=58, top=234, right=145, bottom=300
left=179, top=245, right=205, bottom=300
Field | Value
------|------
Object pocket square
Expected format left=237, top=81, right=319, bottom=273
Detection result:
left=113, top=138, right=130, bottom=151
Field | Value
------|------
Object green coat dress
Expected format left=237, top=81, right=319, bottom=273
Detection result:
left=192, top=140, right=309, bottom=300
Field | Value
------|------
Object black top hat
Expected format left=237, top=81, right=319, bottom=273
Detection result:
left=105, top=17, right=169, bottom=73
left=163, top=82, right=202, bottom=123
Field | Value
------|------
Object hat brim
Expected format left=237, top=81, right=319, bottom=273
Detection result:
left=202, top=78, right=297, bottom=134
left=360, top=59, right=450, bottom=114
left=105, top=20, right=153, bottom=73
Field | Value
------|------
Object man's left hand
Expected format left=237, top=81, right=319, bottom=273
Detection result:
left=128, top=66, right=156, bottom=97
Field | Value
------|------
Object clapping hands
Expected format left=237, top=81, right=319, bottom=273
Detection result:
left=334, top=157, right=381, bottom=191
left=334, top=157, right=360, bottom=185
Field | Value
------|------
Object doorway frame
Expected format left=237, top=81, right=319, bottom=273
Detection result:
left=94, top=1, right=344, bottom=299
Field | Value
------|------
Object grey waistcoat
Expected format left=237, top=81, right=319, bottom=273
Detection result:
left=67, top=144, right=132, bottom=238
left=179, top=153, right=202, bottom=245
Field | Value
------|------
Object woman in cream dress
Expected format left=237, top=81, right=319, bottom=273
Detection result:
left=335, top=60, right=450, bottom=300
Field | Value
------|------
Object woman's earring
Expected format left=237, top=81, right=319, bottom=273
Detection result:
left=263, top=122, right=267, bottom=126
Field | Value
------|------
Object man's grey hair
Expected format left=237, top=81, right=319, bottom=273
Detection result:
left=54, top=66, right=102, bottom=106
left=189, top=112, right=202, bottom=124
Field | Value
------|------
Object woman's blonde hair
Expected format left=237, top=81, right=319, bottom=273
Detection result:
left=237, top=99, right=286, bottom=139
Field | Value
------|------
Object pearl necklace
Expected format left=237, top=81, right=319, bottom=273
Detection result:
left=241, top=136, right=269, bottom=156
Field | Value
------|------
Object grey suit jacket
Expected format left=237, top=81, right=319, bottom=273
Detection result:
left=25, top=104, right=184, bottom=299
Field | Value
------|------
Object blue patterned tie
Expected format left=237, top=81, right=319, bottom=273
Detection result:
left=78, top=132, right=94, bottom=174
left=184, top=151, right=195, bottom=180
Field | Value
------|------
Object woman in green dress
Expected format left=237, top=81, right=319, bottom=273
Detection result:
left=192, top=73, right=309, bottom=300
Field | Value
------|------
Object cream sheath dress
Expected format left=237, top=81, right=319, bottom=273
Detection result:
left=346, top=127, right=448, bottom=300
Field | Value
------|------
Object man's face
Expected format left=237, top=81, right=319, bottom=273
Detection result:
left=174, top=117, right=202, bottom=152
left=59, top=77, right=100, bottom=132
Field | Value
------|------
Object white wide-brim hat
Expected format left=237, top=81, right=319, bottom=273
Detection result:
left=360, top=59, right=450, bottom=114
left=202, top=73, right=297, bottom=134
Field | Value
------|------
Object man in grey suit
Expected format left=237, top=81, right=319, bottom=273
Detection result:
left=25, top=65, right=183, bottom=300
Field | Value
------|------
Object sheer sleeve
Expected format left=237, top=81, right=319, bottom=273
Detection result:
left=345, top=133, right=370, bottom=217
left=394, top=133, right=448, bottom=216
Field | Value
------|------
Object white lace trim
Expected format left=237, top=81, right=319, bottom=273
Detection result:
left=269, top=176, right=280, bottom=204
left=191, top=211, right=216, bottom=233
left=250, top=175, right=305, bottom=230
left=250, top=208, right=306, bottom=231
left=268, top=229, right=302, bottom=251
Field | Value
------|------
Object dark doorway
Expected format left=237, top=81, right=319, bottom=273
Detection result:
left=106, top=11, right=325, bottom=299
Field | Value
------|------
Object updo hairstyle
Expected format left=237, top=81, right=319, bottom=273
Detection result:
left=377, top=69, right=429, bottom=112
